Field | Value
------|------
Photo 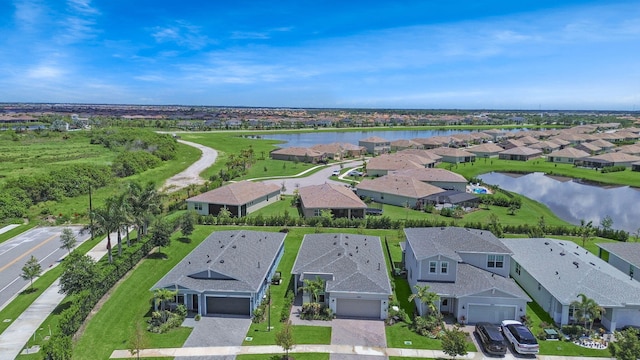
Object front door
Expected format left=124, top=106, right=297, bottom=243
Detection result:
left=440, top=298, right=450, bottom=313
left=192, top=294, right=199, bottom=312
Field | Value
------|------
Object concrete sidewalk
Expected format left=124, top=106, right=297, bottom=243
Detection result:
left=110, top=344, right=616, bottom=359
left=0, top=233, right=116, bottom=359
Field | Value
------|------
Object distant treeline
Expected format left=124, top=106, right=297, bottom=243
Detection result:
left=0, top=129, right=176, bottom=221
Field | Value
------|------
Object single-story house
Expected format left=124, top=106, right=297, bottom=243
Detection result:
left=430, top=147, right=476, bottom=164
left=151, top=230, right=286, bottom=317
left=366, top=153, right=435, bottom=177
left=391, top=168, right=467, bottom=192
left=499, top=139, right=526, bottom=150
left=517, top=135, right=540, bottom=146
left=292, top=233, right=392, bottom=319
left=578, top=152, right=640, bottom=168
left=466, top=143, right=504, bottom=158
left=390, top=139, right=422, bottom=151
left=412, top=136, right=452, bottom=149
left=311, top=142, right=366, bottom=160
left=359, top=136, right=391, bottom=155
left=633, top=161, right=640, bottom=172
left=270, top=147, right=326, bottom=163
left=298, top=183, right=367, bottom=219
left=419, top=190, right=480, bottom=209
left=397, top=149, right=442, bottom=164
left=498, top=147, right=543, bottom=161
left=588, top=139, right=616, bottom=152
left=501, top=238, right=640, bottom=330
left=481, top=129, right=507, bottom=142
left=187, top=181, right=281, bottom=217
left=404, top=227, right=530, bottom=324
left=597, top=242, right=640, bottom=282
left=356, top=175, right=445, bottom=208
left=615, top=144, right=640, bottom=156
left=528, top=140, right=561, bottom=154
left=546, top=148, right=590, bottom=164
left=575, top=142, right=602, bottom=155
left=549, top=137, right=571, bottom=149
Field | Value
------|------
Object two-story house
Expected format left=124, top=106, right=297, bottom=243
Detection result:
left=403, top=227, right=530, bottom=324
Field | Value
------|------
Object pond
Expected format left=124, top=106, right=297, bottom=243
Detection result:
left=478, top=172, right=640, bottom=233
left=259, top=129, right=527, bottom=148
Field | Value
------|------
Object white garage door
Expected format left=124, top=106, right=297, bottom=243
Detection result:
left=613, top=308, right=640, bottom=328
left=467, top=304, right=516, bottom=324
left=336, top=298, right=381, bottom=319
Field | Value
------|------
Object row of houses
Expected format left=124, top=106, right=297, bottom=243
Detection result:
left=152, top=227, right=640, bottom=330
left=187, top=167, right=477, bottom=220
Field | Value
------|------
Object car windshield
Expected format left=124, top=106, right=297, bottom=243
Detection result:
left=511, top=325, right=537, bottom=345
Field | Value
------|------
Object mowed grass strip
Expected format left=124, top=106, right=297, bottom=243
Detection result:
left=71, top=227, right=217, bottom=359
left=237, top=353, right=329, bottom=360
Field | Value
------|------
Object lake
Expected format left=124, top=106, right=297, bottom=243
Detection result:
left=259, top=129, right=525, bottom=147
left=479, top=172, right=640, bottom=233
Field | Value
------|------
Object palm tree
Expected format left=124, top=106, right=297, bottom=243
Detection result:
left=153, top=288, right=177, bottom=323
left=105, top=194, right=129, bottom=256
left=570, top=293, right=605, bottom=331
left=92, top=205, right=117, bottom=263
left=408, top=284, right=440, bottom=318
left=300, top=276, right=325, bottom=303
left=127, top=182, right=161, bottom=242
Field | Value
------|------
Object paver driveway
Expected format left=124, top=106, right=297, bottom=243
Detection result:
left=177, top=315, right=252, bottom=360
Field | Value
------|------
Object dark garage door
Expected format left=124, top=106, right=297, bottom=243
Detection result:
left=206, top=296, right=250, bottom=316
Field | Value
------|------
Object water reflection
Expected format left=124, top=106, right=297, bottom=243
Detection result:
left=479, top=172, right=640, bottom=233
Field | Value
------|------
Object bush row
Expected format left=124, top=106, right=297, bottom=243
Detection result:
left=90, top=128, right=177, bottom=161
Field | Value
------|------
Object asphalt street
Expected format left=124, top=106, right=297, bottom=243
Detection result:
left=0, top=226, right=91, bottom=309
left=259, top=160, right=364, bottom=195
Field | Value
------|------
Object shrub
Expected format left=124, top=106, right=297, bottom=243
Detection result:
left=280, top=289, right=295, bottom=322
left=300, top=303, right=333, bottom=320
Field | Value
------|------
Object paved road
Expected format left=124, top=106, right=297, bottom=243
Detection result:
left=259, top=160, right=365, bottom=195
left=0, top=226, right=90, bottom=309
left=162, top=139, right=218, bottom=193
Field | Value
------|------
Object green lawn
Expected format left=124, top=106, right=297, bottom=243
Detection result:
left=70, top=227, right=219, bottom=359
left=246, top=196, right=301, bottom=219
left=444, top=157, right=640, bottom=188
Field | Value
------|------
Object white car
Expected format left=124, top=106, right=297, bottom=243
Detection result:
left=332, top=169, right=341, bottom=176
left=501, top=320, right=539, bottom=355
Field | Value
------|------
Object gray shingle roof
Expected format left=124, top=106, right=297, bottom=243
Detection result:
left=291, top=233, right=392, bottom=295
left=419, top=263, right=530, bottom=300
left=405, top=227, right=510, bottom=262
left=501, top=238, right=640, bottom=306
left=152, top=230, right=286, bottom=293
left=597, top=242, right=640, bottom=268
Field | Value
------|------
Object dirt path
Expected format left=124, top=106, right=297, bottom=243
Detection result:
left=161, top=140, right=218, bottom=193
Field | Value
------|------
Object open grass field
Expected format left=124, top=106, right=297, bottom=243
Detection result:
left=0, top=131, right=114, bottom=186
left=445, top=157, right=640, bottom=188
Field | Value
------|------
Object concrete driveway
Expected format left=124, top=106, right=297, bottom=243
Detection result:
left=258, top=160, right=364, bottom=195
left=330, top=318, right=387, bottom=360
left=177, top=316, right=252, bottom=360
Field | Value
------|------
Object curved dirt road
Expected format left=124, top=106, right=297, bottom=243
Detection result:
left=161, top=140, right=218, bottom=193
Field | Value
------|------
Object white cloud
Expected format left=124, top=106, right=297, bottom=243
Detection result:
left=151, top=21, right=213, bottom=50
left=27, top=64, right=64, bottom=79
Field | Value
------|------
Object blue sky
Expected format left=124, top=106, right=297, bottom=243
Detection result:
left=1, top=1, right=639, bottom=109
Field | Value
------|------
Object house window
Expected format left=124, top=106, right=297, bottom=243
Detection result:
left=440, top=261, right=448, bottom=274
left=630, top=266, right=635, bottom=279
left=537, top=282, right=541, bottom=291
left=313, top=209, right=322, bottom=217
left=194, top=203, right=203, bottom=211
left=487, top=255, right=504, bottom=268
left=429, top=261, right=437, bottom=273
left=515, top=263, right=521, bottom=275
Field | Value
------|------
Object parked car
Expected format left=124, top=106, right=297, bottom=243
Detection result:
left=476, top=322, right=508, bottom=356
left=348, top=170, right=363, bottom=176
left=332, top=169, right=341, bottom=176
left=501, top=320, right=539, bottom=355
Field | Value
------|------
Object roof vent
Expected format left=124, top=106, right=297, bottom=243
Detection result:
left=560, top=251, right=565, bottom=256
left=220, top=259, right=224, bottom=263
left=349, top=253, right=353, bottom=256
left=220, top=245, right=224, bottom=248
left=242, top=234, right=246, bottom=237
left=572, top=261, right=579, bottom=268
left=544, top=242, right=549, bottom=245
left=232, top=245, right=237, bottom=249
left=589, top=262, right=596, bottom=266
left=338, top=253, right=342, bottom=256
left=207, top=259, right=211, bottom=263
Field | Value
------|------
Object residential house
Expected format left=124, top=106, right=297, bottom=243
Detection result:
left=575, top=142, right=602, bottom=155
left=311, top=142, right=366, bottom=160
left=291, top=233, right=392, bottom=319
left=151, top=230, right=286, bottom=317
left=412, top=136, right=452, bottom=149
left=366, top=153, right=435, bottom=177
left=499, top=139, right=526, bottom=150
left=391, top=168, right=467, bottom=192
left=597, top=243, right=640, bottom=282
left=356, top=175, right=445, bottom=208
left=549, top=138, right=571, bottom=149
left=430, top=147, right=476, bottom=164
left=578, top=152, right=640, bottom=168
left=359, top=136, right=391, bottom=155
left=390, top=139, right=422, bottom=151
left=420, top=190, right=480, bottom=209
left=498, top=147, right=542, bottom=161
left=403, top=227, right=530, bottom=324
left=546, top=148, right=590, bottom=164
left=481, top=129, right=507, bottom=142
left=187, top=181, right=281, bottom=217
left=298, top=183, right=367, bottom=219
left=634, top=161, right=640, bottom=172
left=528, top=140, right=561, bottom=154
left=466, top=143, right=504, bottom=158
left=588, top=139, right=616, bottom=152
left=615, top=144, right=640, bottom=156
left=501, top=238, right=640, bottom=330
left=396, top=149, right=442, bottom=164
left=270, top=147, right=326, bottom=163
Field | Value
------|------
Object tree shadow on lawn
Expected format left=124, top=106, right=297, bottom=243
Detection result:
left=177, top=236, right=191, bottom=244
left=51, top=299, right=73, bottom=316
left=146, top=252, right=168, bottom=260
left=20, top=287, right=38, bottom=295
